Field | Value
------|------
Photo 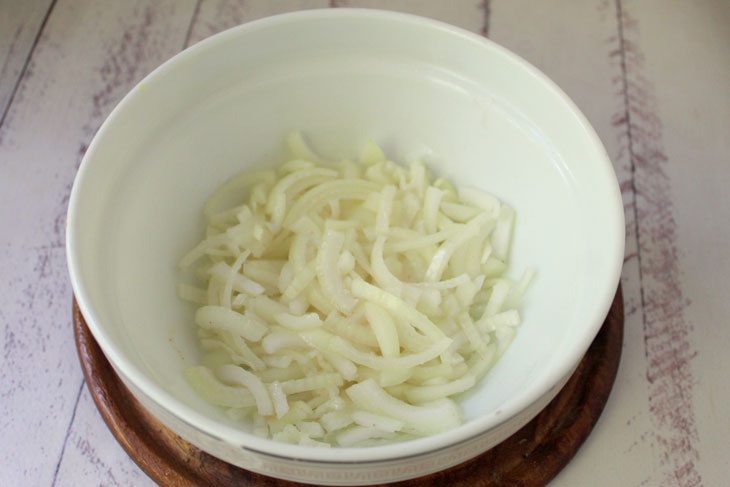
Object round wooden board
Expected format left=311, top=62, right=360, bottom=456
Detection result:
left=73, top=286, right=623, bottom=487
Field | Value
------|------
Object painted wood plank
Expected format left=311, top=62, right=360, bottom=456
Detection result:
left=488, top=1, right=655, bottom=485
left=185, top=0, right=329, bottom=48
left=0, top=0, right=196, bottom=485
left=618, top=1, right=730, bottom=486
left=0, top=0, right=54, bottom=118
left=332, top=0, right=487, bottom=34
left=490, top=1, right=729, bottom=486
left=53, top=388, right=156, bottom=487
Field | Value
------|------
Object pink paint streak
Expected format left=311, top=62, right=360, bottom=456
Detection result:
left=612, top=0, right=701, bottom=485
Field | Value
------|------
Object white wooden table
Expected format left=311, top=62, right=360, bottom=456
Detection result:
left=1, top=1, right=728, bottom=485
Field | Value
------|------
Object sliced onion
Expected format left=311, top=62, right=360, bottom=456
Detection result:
left=180, top=133, right=530, bottom=446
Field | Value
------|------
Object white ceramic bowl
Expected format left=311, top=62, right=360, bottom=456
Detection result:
left=67, top=9, right=624, bottom=486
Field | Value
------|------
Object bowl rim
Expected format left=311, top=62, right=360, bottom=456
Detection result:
left=67, top=7, right=624, bottom=464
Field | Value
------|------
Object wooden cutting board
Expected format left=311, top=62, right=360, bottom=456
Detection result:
left=73, top=285, right=623, bottom=487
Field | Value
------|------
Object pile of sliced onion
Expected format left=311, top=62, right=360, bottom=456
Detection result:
left=178, top=132, right=532, bottom=447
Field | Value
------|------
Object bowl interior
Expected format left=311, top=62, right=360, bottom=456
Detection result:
left=68, top=10, right=623, bottom=461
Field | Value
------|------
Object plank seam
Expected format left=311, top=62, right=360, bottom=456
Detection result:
left=50, top=380, right=85, bottom=486
left=614, top=0, right=646, bottom=338
left=0, top=0, right=58, bottom=129
left=481, top=0, right=491, bottom=37
left=183, top=0, right=204, bottom=50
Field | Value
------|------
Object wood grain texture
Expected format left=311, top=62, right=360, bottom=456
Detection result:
left=0, top=1, right=196, bottom=485
left=0, top=0, right=54, bottom=120
left=630, top=2, right=730, bottom=485
left=73, top=286, right=623, bottom=487
left=610, top=1, right=701, bottom=484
